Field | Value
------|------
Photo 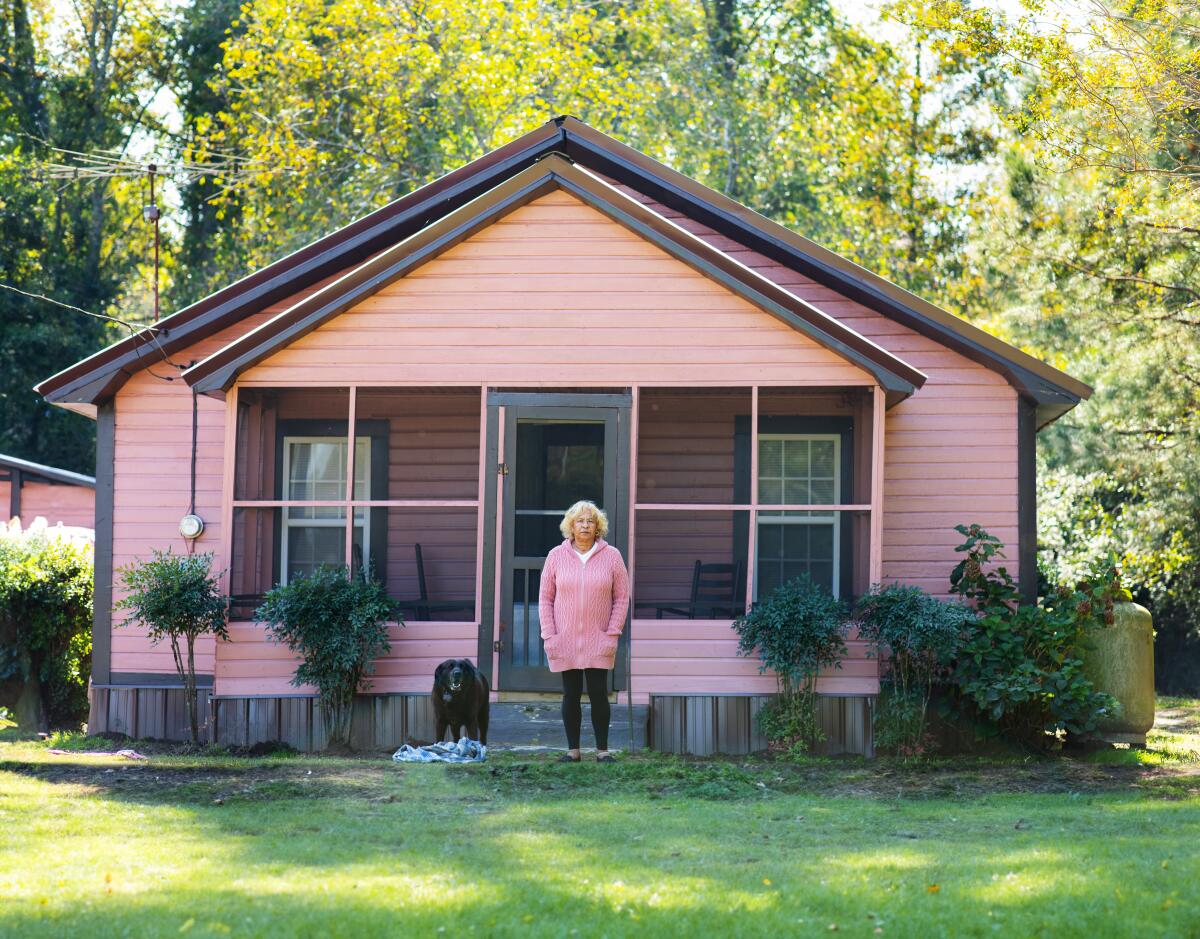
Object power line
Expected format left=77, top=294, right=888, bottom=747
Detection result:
left=0, top=281, right=186, bottom=381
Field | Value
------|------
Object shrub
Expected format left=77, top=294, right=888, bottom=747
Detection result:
left=256, top=566, right=400, bottom=748
left=118, top=550, right=229, bottom=743
left=0, top=522, right=93, bottom=731
left=855, top=583, right=970, bottom=757
left=949, top=524, right=1123, bottom=746
left=734, top=575, right=847, bottom=754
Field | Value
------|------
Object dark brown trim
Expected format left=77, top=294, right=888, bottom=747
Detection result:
left=92, top=401, right=116, bottom=685
left=36, top=122, right=565, bottom=406
left=0, top=453, right=95, bottom=488
left=105, top=672, right=214, bottom=688
left=1017, top=396, right=1038, bottom=605
left=38, top=116, right=1089, bottom=425
left=188, top=171, right=563, bottom=392
left=8, top=468, right=19, bottom=519
left=557, top=117, right=1091, bottom=424
left=185, top=157, right=924, bottom=397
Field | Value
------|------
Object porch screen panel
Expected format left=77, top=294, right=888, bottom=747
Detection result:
left=632, top=510, right=748, bottom=619
left=234, top=388, right=350, bottom=501
left=229, top=386, right=482, bottom=623
left=636, top=389, right=746, bottom=505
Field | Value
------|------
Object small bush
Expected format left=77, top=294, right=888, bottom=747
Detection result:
left=949, top=523, right=1123, bottom=746
left=256, top=566, right=400, bottom=748
left=855, top=583, right=971, bottom=757
left=734, top=575, right=847, bottom=754
left=118, top=550, right=229, bottom=743
left=0, top=522, right=93, bottom=730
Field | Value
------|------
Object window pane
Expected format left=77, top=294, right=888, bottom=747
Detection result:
left=782, top=438, right=809, bottom=478
left=759, top=438, right=783, bottom=478
left=810, top=524, right=835, bottom=559
left=810, top=478, right=836, bottom=505
left=783, top=479, right=810, bottom=504
left=811, top=440, right=836, bottom=477
left=286, top=522, right=348, bottom=582
left=759, top=478, right=782, bottom=505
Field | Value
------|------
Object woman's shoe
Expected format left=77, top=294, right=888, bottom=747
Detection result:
left=596, top=753, right=616, bottom=763
left=556, top=753, right=581, bottom=763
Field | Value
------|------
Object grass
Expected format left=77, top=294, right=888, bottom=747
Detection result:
left=2, top=705, right=1200, bottom=937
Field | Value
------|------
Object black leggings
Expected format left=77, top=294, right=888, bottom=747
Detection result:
left=561, top=668, right=611, bottom=751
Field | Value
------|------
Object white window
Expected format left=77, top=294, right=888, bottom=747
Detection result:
left=280, top=436, right=371, bottom=583
left=756, top=434, right=840, bottom=599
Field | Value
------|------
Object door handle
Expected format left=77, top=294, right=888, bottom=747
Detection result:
left=493, top=639, right=504, bottom=653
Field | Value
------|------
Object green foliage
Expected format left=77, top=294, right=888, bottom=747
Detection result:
left=0, top=524, right=93, bottom=729
left=734, top=575, right=846, bottom=754
left=118, top=550, right=229, bottom=742
left=754, top=693, right=822, bottom=759
left=256, top=566, right=400, bottom=748
left=856, top=583, right=970, bottom=756
left=949, top=524, right=1124, bottom=746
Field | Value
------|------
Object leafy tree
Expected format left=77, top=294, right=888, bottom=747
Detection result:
left=256, top=566, right=399, bottom=749
left=117, top=550, right=229, bottom=743
left=0, top=522, right=93, bottom=731
left=0, top=0, right=174, bottom=472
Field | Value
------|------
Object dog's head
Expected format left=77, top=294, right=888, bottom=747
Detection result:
left=434, top=658, right=475, bottom=703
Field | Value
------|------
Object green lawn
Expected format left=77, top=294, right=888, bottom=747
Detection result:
left=2, top=707, right=1200, bottom=938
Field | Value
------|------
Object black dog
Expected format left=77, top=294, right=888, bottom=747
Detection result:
left=432, top=658, right=490, bottom=745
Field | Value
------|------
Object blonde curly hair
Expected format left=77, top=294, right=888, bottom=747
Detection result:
left=559, top=500, right=609, bottom=540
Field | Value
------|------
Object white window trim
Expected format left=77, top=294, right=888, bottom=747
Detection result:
left=755, top=433, right=841, bottom=599
left=280, top=435, right=371, bottom=584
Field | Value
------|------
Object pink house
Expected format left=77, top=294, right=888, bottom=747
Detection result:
left=0, top=454, right=95, bottom=530
left=37, top=119, right=1090, bottom=753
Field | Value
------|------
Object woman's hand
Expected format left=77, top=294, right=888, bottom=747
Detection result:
left=598, top=634, right=619, bottom=657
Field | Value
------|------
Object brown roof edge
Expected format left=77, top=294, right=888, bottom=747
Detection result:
left=558, top=117, right=1093, bottom=411
left=183, top=155, right=925, bottom=397
left=39, top=115, right=1089, bottom=426
left=35, top=120, right=566, bottom=404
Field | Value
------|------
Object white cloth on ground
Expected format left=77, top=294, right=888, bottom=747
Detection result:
left=392, top=736, right=487, bottom=763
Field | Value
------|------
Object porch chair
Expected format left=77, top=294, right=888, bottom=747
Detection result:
left=649, top=559, right=744, bottom=619
left=395, top=542, right=475, bottom=621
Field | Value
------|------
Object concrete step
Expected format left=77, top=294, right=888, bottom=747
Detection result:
left=485, top=700, right=648, bottom=751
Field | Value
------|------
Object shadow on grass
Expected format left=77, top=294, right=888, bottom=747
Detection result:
left=2, top=771, right=1200, bottom=938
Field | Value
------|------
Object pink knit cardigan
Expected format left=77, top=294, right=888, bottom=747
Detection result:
left=538, top=538, right=630, bottom=673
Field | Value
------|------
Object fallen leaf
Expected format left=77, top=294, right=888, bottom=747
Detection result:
left=763, top=878, right=772, bottom=886
left=926, top=884, right=941, bottom=894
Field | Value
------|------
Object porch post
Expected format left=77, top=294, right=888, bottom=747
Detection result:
left=745, top=385, right=758, bottom=612
left=868, top=384, right=885, bottom=586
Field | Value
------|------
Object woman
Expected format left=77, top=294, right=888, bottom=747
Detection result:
left=538, top=500, right=630, bottom=763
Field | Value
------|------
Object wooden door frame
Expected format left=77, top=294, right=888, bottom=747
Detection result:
left=478, top=395, right=631, bottom=692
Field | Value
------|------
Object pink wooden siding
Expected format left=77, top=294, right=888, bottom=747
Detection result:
left=106, top=180, right=1019, bottom=702
left=604, top=178, right=1019, bottom=599
left=216, top=621, right=477, bottom=696
left=17, top=481, right=95, bottom=528
left=239, top=192, right=875, bottom=388
left=3, top=479, right=94, bottom=529
left=109, top=277, right=340, bottom=676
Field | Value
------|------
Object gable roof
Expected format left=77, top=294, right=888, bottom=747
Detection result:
left=182, top=156, right=926, bottom=402
left=0, top=453, right=96, bottom=488
left=36, top=116, right=1090, bottom=427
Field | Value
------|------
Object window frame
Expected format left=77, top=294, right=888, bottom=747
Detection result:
left=279, top=434, right=372, bottom=585
left=754, top=432, right=842, bottom=600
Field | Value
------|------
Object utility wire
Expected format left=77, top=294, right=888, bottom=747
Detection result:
left=0, top=281, right=186, bottom=381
